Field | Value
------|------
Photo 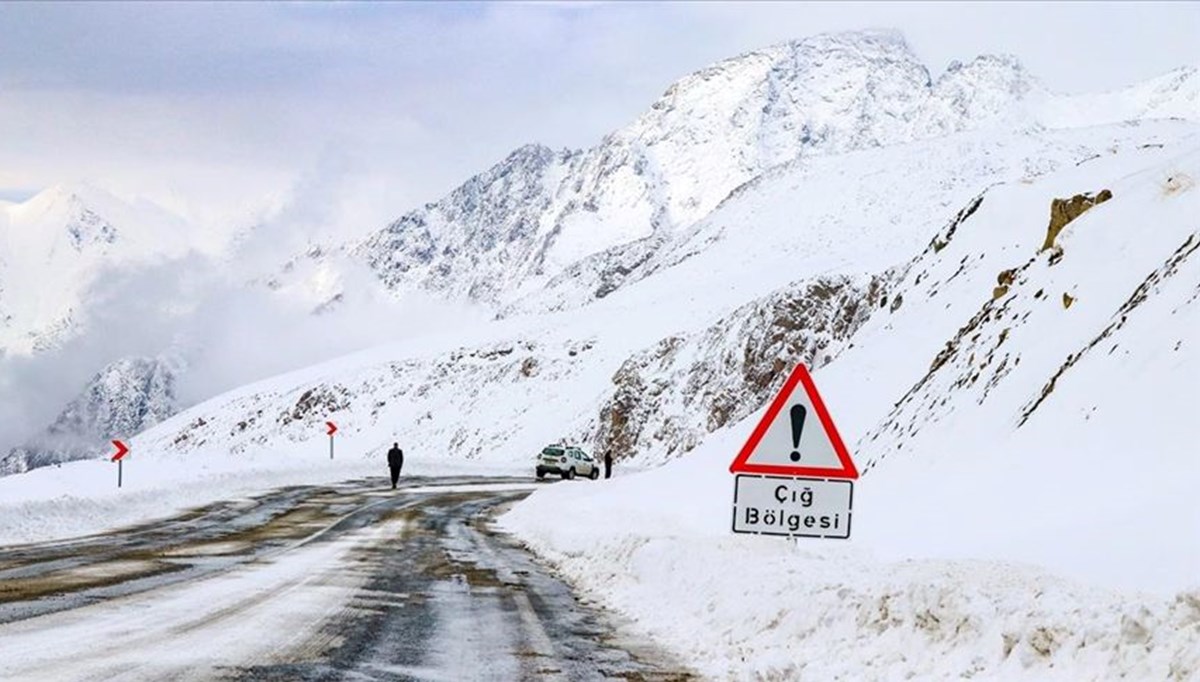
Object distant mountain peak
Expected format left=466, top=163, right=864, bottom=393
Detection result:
left=940, top=53, right=1039, bottom=91
left=786, top=27, right=912, bottom=51
left=0, top=354, right=182, bottom=475
left=505, top=143, right=558, bottom=165
left=19, top=182, right=119, bottom=216
left=945, top=52, right=1026, bottom=73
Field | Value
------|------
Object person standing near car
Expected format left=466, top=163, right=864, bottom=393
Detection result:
left=604, top=449, right=613, bottom=479
left=387, top=442, right=405, bottom=489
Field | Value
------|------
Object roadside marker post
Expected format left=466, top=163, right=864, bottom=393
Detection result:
left=110, top=440, right=130, bottom=489
left=326, top=421, right=338, bottom=460
left=729, top=364, right=858, bottom=540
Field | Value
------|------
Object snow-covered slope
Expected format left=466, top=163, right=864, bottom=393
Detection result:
left=0, top=185, right=197, bottom=354
left=117, top=121, right=1196, bottom=475
left=501, top=139, right=1200, bottom=681
left=1041, top=65, right=1200, bottom=128
left=501, top=123, right=1179, bottom=317
left=831, top=147, right=1200, bottom=590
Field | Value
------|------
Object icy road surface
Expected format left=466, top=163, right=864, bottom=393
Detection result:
left=0, top=476, right=690, bottom=681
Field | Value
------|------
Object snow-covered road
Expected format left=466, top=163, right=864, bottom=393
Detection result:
left=0, top=476, right=689, bottom=681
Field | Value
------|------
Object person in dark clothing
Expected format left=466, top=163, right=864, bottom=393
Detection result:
left=603, top=450, right=613, bottom=479
left=387, top=442, right=404, bottom=489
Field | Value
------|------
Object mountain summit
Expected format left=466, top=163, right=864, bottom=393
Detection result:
left=0, top=185, right=196, bottom=354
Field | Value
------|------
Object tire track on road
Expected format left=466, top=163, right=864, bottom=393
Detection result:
left=0, top=478, right=693, bottom=681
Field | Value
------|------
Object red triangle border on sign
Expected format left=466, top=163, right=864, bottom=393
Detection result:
left=728, top=364, right=859, bottom=479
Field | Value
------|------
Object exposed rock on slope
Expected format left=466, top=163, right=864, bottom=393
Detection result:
left=850, top=147, right=1200, bottom=478
left=1041, top=189, right=1113, bottom=251
left=589, top=274, right=891, bottom=463
left=1020, top=231, right=1200, bottom=426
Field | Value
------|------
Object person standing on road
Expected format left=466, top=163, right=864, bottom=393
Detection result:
left=604, top=450, right=613, bottom=479
left=387, top=442, right=405, bottom=489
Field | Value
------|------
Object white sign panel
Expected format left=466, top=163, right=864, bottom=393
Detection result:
left=732, top=474, right=853, bottom=539
left=744, top=393, right=843, bottom=470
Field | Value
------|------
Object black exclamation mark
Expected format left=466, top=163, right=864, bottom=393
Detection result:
left=789, top=404, right=806, bottom=462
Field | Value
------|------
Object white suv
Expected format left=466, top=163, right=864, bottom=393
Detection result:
left=536, top=445, right=599, bottom=480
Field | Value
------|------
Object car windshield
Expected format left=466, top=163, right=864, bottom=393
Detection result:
left=541, top=447, right=564, bottom=457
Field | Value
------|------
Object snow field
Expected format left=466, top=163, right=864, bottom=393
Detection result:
left=501, top=426, right=1200, bottom=681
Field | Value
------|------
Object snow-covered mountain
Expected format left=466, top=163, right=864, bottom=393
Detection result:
left=7, top=30, right=1199, bottom=482
left=0, top=356, right=180, bottom=474
left=349, top=31, right=1198, bottom=311
left=104, top=26, right=1200, bottom=471
left=0, top=185, right=197, bottom=354
left=105, top=126, right=1200, bottom=682
left=126, top=119, right=1198, bottom=470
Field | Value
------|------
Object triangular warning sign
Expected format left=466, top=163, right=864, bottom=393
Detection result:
left=729, top=364, right=858, bottom=479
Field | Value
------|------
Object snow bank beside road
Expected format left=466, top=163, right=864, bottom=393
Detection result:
left=501, top=431, right=1200, bottom=681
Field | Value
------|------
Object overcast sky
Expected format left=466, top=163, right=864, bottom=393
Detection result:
left=1, top=1, right=1197, bottom=234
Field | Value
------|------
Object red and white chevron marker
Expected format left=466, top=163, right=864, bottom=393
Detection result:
left=326, top=421, right=338, bottom=460
left=111, top=440, right=130, bottom=488
left=110, top=440, right=130, bottom=462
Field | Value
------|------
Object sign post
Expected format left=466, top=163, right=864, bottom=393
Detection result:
left=729, top=364, right=858, bottom=539
left=110, top=440, right=130, bottom=489
left=326, top=421, right=338, bottom=460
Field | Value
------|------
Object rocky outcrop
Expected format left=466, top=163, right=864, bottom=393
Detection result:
left=1041, top=190, right=1113, bottom=252
left=592, top=274, right=891, bottom=463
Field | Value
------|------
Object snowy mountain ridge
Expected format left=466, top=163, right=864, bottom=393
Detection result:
left=125, top=120, right=1199, bottom=475
left=491, top=135, right=1200, bottom=681
left=350, top=30, right=1199, bottom=312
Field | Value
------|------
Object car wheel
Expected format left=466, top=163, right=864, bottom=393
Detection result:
left=564, top=468, right=576, bottom=480
left=589, top=468, right=599, bottom=480
left=536, top=470, right=545, bottom=479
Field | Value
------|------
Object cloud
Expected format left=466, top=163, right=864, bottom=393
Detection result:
left=0, top=160, right=489, bottom=453
left=0, top=244, right=487, bottom=452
